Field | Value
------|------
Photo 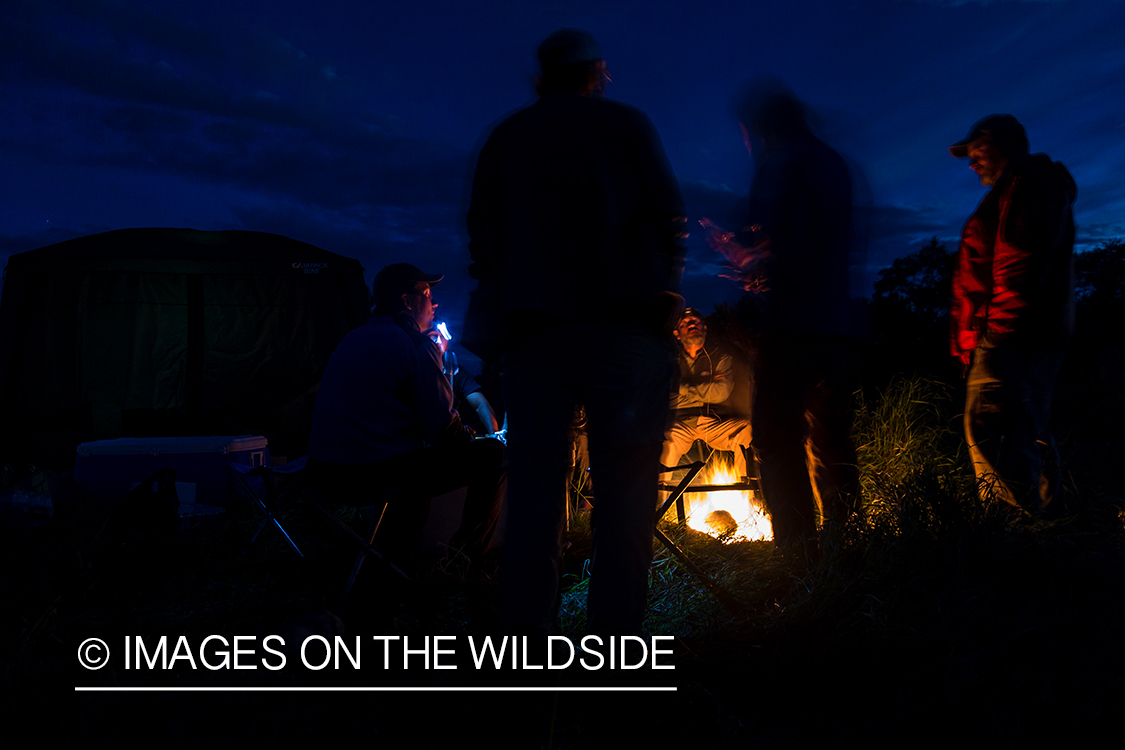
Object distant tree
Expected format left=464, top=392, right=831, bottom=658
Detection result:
left=1053, top=238, right=1125, bottom=440
left=865, top=238, right=957, bottom=384
left=1075, top=238, right=1125, bottom=309
left=871, top=237, right=954, bottom=331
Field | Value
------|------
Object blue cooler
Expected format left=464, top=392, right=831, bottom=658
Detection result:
left=75, top=435, right=269, bottom=506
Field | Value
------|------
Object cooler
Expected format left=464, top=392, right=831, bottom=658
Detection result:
left=75, top=435, right=269, bottom=505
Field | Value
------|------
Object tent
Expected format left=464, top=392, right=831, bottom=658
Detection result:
left=0, top=228, right=371, bottom=467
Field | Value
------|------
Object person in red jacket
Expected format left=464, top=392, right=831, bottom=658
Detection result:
left=949, top=114, right=1076, bottom=515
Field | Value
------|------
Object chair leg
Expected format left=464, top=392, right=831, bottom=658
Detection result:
left=231, top=470, right=305, bottom=558
left=341, top=503, right=389, bottom=600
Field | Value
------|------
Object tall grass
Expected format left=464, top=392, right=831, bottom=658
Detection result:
left=850, top=376, right=983, bottom=534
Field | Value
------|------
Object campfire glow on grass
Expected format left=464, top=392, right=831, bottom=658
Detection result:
left=665, top=455, right=773, bottom=542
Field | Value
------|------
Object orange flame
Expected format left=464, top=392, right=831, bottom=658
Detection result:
left=664, top=455, right=772, bottom=542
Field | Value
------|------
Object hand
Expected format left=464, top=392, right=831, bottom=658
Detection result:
left=718, top=268, right=770, bottom=293
left=700, top=218, right=770, bottom=270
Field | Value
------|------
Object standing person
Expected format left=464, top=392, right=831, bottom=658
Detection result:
left=466, top=28, right=686, bottom=636
left=710, top=81, right=863, bottom=548
left=948, top=114, right=1076, bottom=515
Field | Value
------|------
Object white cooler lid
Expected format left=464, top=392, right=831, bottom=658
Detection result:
left=77, top=435, right=268, bottom=456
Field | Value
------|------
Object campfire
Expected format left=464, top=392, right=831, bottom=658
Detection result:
left=663, top=455, right=773, bottom=542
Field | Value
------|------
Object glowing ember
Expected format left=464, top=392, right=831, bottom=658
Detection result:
left=665, top=455, right=773, bottom=542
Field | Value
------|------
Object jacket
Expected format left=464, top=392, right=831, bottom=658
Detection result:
left=744, top=131, right=858, bottom=336
left=466, top=93, right=685, bottom=335
left=671, top=346, right=734, bottom=420
left=950, top=153, right=1077, bottom=364
left=308, top=314, right=458, bottom=464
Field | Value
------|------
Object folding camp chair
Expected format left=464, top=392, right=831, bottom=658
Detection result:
left=230, top=457, right=308, bottom=558
left=229, top=457, right=409, bottom=598
left=657, top=444, right=764, bottom=524
left=656, top=460, right=707, bottom=524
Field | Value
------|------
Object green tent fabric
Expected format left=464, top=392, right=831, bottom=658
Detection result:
left=0, top=228, right=371, bottom=466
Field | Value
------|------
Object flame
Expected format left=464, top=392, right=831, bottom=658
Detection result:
left=664, top=455, right=773, bottom=542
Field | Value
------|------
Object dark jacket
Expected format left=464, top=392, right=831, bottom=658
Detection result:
left=950, top=153, right=1077, bottom=364
left=466, top=92, right=685, bottom=339
left=308, top=314, right=458, bottom=464
left=745, top=131, right=857, bottom=336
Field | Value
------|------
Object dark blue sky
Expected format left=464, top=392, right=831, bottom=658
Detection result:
left=3, top=0, right=1123, bottom=334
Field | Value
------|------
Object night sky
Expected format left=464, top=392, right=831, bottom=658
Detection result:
left=3, top=0, right=1124, bottom=339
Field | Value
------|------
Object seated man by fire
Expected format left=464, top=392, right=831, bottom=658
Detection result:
left=661, top=307, right=753, bottom=482
left=306, top=263, right=505, bottom=573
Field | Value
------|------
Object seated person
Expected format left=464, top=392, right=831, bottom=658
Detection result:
left=306, top=263, right=505, bottom=569
left=427, top=321, right=501, bottom=436
left=660, top=307, right=753, bottom=481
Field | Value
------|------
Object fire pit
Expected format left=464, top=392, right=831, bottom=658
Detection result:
left=659, top=455, right=772, bottom=542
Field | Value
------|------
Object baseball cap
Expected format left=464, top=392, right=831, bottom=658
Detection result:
left=537, top=29, right=602, bottom=74
left=949, top=114, right=1028, bottom=158
left=372, top=263, right=443, bottom=312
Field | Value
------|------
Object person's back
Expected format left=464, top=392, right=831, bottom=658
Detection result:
left=747, top=129, right=855, bottom=337
left=470, top=93, right=683, bottom=321
left=309, top=314, right=451, bottom=465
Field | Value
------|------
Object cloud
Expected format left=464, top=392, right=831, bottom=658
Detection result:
left=0, top=1, right=480, bottom=220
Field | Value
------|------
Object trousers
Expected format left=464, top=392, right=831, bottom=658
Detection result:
left=751, top=333, right=860, bottom=546
left=306, top=436, right=506, bottom=568
left=964, top=341, right=1064, bottom=514
left=661, top=415, right=752, bottom=476
left=501, top=320, right=673, bottom=635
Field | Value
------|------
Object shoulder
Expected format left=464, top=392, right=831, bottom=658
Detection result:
left=454, top=369, right=481, bottom=395
left=1009, top=154, right=1076, bottom=196
left=326, top=316, right=415, bottom=373
left=535, top=94, right=655, bottom=129
left=338, top=316, right=409, bottom=349
left=707, top=346, right=734, bottom=366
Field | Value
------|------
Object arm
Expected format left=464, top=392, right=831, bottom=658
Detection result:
left=950, top=241, right=980, bottom=365
left=413, top=333, right=464, bottom=444
left=631, top=110, right=688, bottom=292
left=465, top=391, right=500, bottom=434
left=681, top=353, right=734, bottom=405
left=467, top=133, right=502, bottom=289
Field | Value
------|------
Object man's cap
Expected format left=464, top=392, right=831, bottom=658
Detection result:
left=679, top=307, right=705, bottom=323
left=949, top=114, right=1028, bottom=157
left=537, top=28, right=602, bottom=74
left=372, top=262, right=442, bottom=311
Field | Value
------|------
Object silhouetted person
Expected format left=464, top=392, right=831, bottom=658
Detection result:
left=307, top=263, right=505, bottom=570
left=466, top=29, right=685, bottom=635
left=661, top=307, right=753, bottom=480
left=711, top=81, right=862, bottom=548
left=948, top=114, right=1076, bottom=515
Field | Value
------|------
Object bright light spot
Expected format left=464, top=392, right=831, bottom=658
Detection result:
left=662, top=455, right=772, bottom=542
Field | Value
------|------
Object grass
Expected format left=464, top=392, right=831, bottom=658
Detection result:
left=6, top=374, right=1125, bottom=747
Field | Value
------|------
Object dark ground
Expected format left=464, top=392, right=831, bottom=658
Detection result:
left=6, top=241, right=1123, bottom=747
left=4, top=437, right=1125, bottom=749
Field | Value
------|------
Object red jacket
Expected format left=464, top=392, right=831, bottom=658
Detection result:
left=950, top=154, right=1077, bottom=364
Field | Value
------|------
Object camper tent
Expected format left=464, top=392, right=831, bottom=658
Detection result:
left=0, top=228, right=371, bottom=467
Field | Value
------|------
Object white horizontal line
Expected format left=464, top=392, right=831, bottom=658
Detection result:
left=75, top=686, right=676, bottom=692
